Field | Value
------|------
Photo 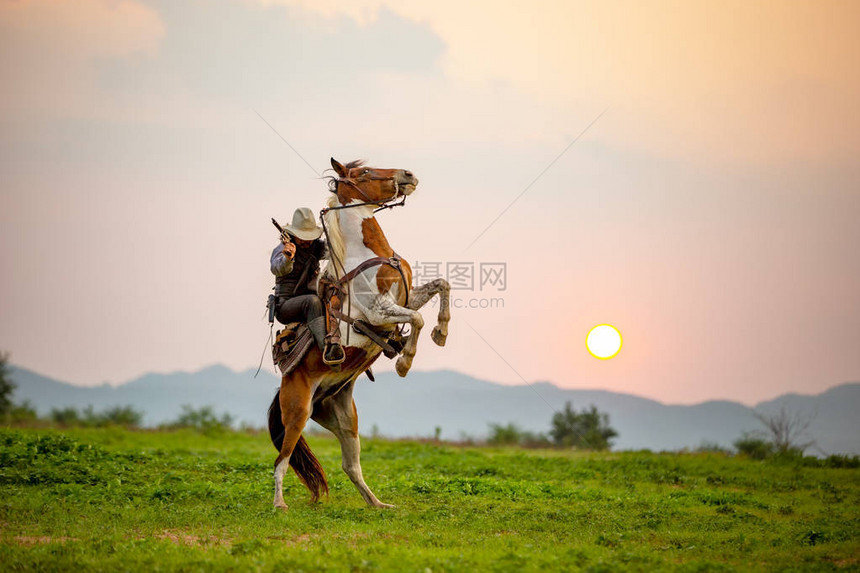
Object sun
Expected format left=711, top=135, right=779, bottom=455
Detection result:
left=586, top=324, right=622, bottom=360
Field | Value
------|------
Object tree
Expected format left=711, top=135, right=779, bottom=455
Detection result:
left=753, top=407, right=815, bottom=455
left=550, top=402, right=618, bottom=450
left=0, top=351, right=14, bottom=417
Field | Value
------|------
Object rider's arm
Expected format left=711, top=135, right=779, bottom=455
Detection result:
left=270, top=243, right=294, bottom=276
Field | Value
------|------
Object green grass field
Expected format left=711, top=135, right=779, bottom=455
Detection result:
left=1, top=427, right=858, bottom=572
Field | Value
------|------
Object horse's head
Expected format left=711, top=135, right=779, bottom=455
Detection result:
left=329, top=158, right=418, bottom=205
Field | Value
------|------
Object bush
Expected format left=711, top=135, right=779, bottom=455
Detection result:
left=487, top=423, right=553, bottom=448
left=49, top=405, right=143, bottom=428
left=488, top=423, right=523, bottom=446
left=820, top=454, right=860, bottom=469
left=734, top=433, right=774, bottom=460
left=50, top=406, right=83, bottom=426
left=164, top=405, right=233, bottom=433
left=695, top=441, right=732, bottom=455
left=95, top=406, right=143, bottom=427
left=519, top=431, right=552, bottom=449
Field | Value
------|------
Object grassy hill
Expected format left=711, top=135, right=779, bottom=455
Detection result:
left=1, top=427, right=858, bottom=571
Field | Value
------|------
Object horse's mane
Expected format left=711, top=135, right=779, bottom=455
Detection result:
left=325, top=159, right=366, bottom=193
left=322, top=159, right=369, bottom=279
left=322, top=194, right=346, bottom=280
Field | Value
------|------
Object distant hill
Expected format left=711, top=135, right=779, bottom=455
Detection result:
left=8, top=365, right=860, bottom=455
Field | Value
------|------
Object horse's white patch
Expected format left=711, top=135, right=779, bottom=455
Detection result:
left=322, top=196, right=375, bottom=281
left=273, top=457, right=290, bottom=507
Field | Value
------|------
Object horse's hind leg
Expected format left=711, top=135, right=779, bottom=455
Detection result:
left=312, top=383, right=393, bottom=508
left=273, top=374, right=313, bottom=510
left=407, top=278, right=450, bottom=346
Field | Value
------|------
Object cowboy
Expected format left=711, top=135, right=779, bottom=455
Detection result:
left=270, top=208, right=344, bottom=366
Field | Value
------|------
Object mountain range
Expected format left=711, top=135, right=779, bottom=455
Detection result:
left=7, top=365, right=859, bottom=455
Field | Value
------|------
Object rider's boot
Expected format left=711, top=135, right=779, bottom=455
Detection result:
left=309, top=316, right=344, bottom=368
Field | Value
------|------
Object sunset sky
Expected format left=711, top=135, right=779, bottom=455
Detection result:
left=2, top=0, right=858, bottom=405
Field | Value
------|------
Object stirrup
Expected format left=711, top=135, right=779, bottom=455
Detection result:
left=323, top=341, right=345, bottom=366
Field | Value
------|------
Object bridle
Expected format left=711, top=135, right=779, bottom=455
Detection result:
left=325, top=169, right=408, bottom=213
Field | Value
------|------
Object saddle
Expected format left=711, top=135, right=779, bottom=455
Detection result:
left=270, top=255, right=408, bottom=376
left=270, top=317, right=400, bottom=377
left=272, top=322, right=315, bottom=376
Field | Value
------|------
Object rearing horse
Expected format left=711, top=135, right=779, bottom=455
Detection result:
left=268, top=158, right=451, bottom=509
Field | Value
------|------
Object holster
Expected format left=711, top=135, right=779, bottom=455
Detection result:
left=267, top=293, right=276, bottom=324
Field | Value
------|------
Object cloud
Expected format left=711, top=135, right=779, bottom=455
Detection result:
left=0, top=0, right=165, bottom=119
left=258, top=0, right=860, bottom=166
left=8, top=0, right=857, bottom=164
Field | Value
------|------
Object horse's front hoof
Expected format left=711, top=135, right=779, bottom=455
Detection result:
left=372, top=501, right=395, bottom=509
left=274, top=501, right=289, bottom=511
left=395, top=356, right=411, bottom=377
left=431, top=326, right=447, bottom=347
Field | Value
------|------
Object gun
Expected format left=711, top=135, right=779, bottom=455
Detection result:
left=272, top=218, right=290, bottom=244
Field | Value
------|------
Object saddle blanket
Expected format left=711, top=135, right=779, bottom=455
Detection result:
left=272, top=322, right=314, bottom=376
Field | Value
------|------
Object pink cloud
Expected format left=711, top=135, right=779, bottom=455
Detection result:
left=0, top=0, right=165, bottom=119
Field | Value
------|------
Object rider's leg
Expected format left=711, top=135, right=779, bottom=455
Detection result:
left=276, top=295, right=326, bottom=351
left=276, top=295, right=343, bottom=365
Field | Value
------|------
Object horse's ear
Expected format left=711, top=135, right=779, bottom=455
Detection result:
left=330, top=158, right=347, bottom=177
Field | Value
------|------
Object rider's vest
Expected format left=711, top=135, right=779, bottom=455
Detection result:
left=275, top=238, right=326, bottom=297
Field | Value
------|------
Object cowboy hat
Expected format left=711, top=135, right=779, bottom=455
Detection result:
left=283, top=207, right=323, bottom=241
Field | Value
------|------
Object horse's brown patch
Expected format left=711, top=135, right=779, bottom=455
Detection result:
left=350, top=398, right=359, bottom=437
left=361, top=217, right=394, bottom=258
left=296, top=346, right=330, bottom=379
left=361, top=216, right=412, bottom=305
left=375, top=265, right=407, bottom=305
left=341, top=346, right=368, bottom=371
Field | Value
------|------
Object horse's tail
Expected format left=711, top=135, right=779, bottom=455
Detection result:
left=267, top=390, right=329, bottom=502
left=267, top=391, right=286, bottom=450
